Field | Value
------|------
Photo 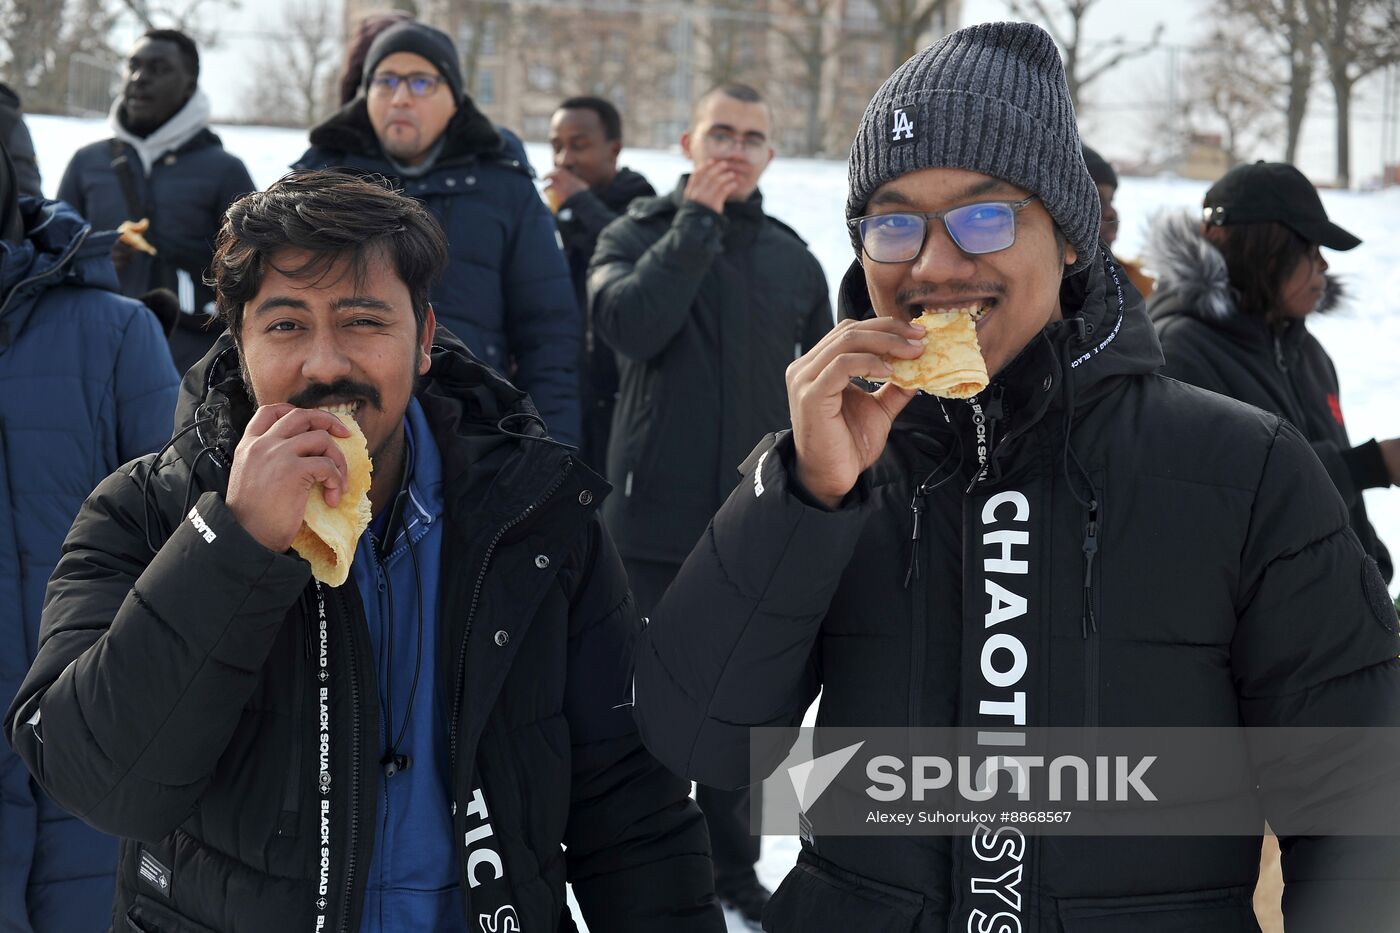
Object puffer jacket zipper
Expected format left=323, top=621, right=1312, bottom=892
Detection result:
left=447, top=461, right=573, bottom=912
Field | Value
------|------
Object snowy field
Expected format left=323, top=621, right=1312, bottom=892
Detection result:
left=25, top=114, right=1400, bottom=928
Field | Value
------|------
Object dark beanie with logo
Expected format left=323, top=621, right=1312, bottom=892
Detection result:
left=362, top=21, right=465, bottom=103
left=846, top=21, right=1100, bottom=273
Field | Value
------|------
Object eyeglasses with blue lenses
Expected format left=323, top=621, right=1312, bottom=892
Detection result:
left=849, top=196, right=1039, bottom=263
left=368, top=73, right=446, bottom=98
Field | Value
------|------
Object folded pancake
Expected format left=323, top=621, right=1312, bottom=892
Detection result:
left=290, top=404, right=373, bottom=586
left=117, top=218, right=158, bottom=255
left=885, top=307, right=989, bottom=400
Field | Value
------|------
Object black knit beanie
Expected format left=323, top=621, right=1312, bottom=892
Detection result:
left=846, top=22, right=1099, bottom=272
left=362, top=21, right=464, bottom=103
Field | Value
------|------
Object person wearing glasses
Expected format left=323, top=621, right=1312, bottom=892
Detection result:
left=57, top=28, right=255, bottom=373
left=632, top=23, right=1400, bottom=932
left=295, top=21, right=581, bottom=447
left=588, top=81, right=832, bottom=928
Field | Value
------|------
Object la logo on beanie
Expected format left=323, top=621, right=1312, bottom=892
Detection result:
left=891, top=106, right=917, bottom=146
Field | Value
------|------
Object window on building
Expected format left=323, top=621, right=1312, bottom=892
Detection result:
left=523, top=114, right=551, bottom=140
left=527, top=63, right=559, bottom=93
left=477, top=69, right=496, bottom=105
left=459, top=18, right=500, bottom=57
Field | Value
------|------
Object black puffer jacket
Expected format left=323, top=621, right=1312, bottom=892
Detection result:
left=556, top=166, right=656, bottom=471
left=588, top=180, right=832, bottom=563
left=5, top=334, right=723, bottom=933
left=1146, top=210, right=1393, bottom=581
left=634, top=250, right=1400, bottom=932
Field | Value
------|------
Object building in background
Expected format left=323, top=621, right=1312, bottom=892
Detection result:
left=343, top=0, right=960, bottom=157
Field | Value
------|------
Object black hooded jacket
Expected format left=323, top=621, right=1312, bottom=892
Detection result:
left=4, top=334, right=723, bottom=933
left=555, top=166, right=657, bottom=471
left=633, top=249, right=1400, bottom=932
left=1146, top=210, right=1392, bottom=581
left=588, top=180, right=832, bottom=564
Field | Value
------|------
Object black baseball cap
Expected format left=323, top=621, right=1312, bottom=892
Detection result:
left=1202, top=161, right=1360, bottom=251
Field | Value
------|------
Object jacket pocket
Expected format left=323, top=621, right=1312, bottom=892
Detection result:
left=763, top=853, right=923, bottom=933
left=126, top=893, right=221, bottom=933
left=1057, top=885, right=1258, bottom=932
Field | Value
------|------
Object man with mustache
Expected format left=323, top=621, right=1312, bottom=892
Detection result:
left=57, top=29, right=255, bottom=373
left=5, top=171, right=723, bottom=933
left=296, top=20, right=581, bottom=448
left=632, top=22, right=1400, bottom=932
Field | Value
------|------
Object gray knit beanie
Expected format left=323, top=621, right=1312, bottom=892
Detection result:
left=846, top=21, right=1099, bottom=273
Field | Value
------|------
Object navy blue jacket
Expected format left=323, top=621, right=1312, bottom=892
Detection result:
left=295, top=98, right=581, bottom=446
left=0, top=197, right=179, bottom=933
left=56, top=129, right=254, bottom=373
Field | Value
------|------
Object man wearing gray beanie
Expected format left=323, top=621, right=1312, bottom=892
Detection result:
left=633, top=20, right=1400, bottom=933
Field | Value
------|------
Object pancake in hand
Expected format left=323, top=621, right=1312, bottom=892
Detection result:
left=290, top=403, right=373, bottom=586
left=883, top=307, right=990, bottom=400
left=117, top=218, right=158, bottom=255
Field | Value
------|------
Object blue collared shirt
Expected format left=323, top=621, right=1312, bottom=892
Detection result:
left=351, top=398, right=466, bottom=933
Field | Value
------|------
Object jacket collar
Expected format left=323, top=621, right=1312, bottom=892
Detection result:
left=305, top=95, right=503, bottom=167
left=599, top=167, right=654, bottom=211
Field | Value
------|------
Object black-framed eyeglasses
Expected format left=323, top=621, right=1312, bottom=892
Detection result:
left=848, top=196, right=1039, bottom=263
left=368, top=73, right=446, bottom=98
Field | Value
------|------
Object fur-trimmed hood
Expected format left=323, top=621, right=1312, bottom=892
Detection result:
left=301, top=94, right=505, bottom=168
left=1144, top=209, right=1343, bottom=325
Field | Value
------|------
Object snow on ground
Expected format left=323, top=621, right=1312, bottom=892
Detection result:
left=25, top=114, right=1400, bottom=927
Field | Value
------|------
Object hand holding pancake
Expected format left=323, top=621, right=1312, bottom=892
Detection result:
left=883, top=308, right=990, bottom=399
left=290, top=405, right=373, bottom=586
left=117, top=218, right=158, bottom=255
left=226, top=405, right=355, bottom=555
left=787, top=317, right=923, bottom=509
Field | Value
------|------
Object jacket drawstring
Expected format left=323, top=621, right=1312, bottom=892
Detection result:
left=1063, top=318, right=1102, bottom=639
left=140, top=414, right=218, bottom=553
left=495, top=412, right=579, bottom=451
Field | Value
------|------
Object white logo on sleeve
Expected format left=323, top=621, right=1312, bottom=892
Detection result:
left=187, top=507, right=217, bottom=544
left=753, top=450, right=770, bottom=498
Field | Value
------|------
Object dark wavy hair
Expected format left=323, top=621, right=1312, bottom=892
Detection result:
left=211, top=171, right=448, bottom=344
left=1204, top=221, right=1317, bottom=320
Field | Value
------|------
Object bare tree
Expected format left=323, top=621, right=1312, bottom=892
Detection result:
left=1221, top=0, right=1316, bottom=163
left=117, top=0, right=239, bottom=49
left=1004, top=0, right=1165, bottom=113
left=1304, top=0, right=1400, bottom=186
left=246, top=0, right=340, bottom=128
left=698, top=0, right=768, bottom=87
left=869, top=0, right=950, bottom=69
left=450, top=0, right=509, bottom=98
left=771, top=0, right=840, bottom=155
left=1183, top=27, right=1280, bottom=165
left=1, top=0, right=121, bottom=113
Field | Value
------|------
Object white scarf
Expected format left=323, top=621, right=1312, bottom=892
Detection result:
left=108, top=89, right=212, bottom=176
